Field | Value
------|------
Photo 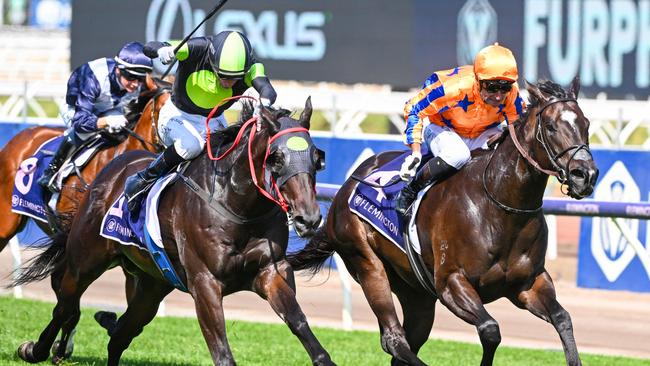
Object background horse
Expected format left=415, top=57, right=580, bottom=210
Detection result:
left=0, top=76, right=169, bottom=252
left=14, top=98, right=334, bottom=365
left=288, top=78, right=598, bottom=366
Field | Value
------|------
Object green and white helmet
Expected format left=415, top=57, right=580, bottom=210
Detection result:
left=209, top=31, right=253, bottom=79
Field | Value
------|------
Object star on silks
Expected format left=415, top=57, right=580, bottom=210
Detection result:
left=365, top=170, right=400, bottom=202
left=456, top=94, right=474, bottom=112
left=446, top=67, right=460, bottom=76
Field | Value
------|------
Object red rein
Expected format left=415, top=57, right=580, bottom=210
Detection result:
left=204, top=96, right=308, bottom=212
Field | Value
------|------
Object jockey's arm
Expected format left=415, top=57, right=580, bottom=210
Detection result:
left=68, top=68, right=102, bottom=133
left=247, top=62, right=277, bottom=105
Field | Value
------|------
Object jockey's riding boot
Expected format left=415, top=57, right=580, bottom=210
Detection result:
left=395, top=156, right=457, bottom=220
left=37, top=134, right=77, bottom=192
left=124, top=145, right=185, bottom=212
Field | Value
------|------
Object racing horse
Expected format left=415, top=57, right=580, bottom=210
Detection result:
left=288, top=78, right=598, bottom=366
left=0, top=76, right=169, bottom=251
left=14, top=98, right=334, bottom=365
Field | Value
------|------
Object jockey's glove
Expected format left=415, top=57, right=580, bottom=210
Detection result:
left=157, top=46, right=176, bottom=65
left=254, top=98, right=273, bottom=131
left=399, top=151, right=422, bottom=181
left=99, top=115, right=128, bottom=134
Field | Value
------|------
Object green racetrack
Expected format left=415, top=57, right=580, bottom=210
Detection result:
left=1, top=296, right=648, bottom=366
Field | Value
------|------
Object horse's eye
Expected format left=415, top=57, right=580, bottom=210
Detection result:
left=267, top=150, right=285, bottom=173
left=545, top=121, right=558, bottom=132
left=313, top=148, right=326, bottom=171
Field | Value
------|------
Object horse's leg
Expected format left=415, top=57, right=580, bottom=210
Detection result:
left=438, top=273, right=501, bottom=366
left=103, top=274, right=172, bottom=366
left=0, top=212, right=26, bottom=252
left=390, top=279, right=436, bottom=366
left=254, top=260, right=334, bottom=366
left=346, top=248, right=427, bottom=366
left=18, top=263, right=99, bottom=363
left=509, top=271, right=581, bottom=366
left=49, top=264, right=77, bottom=362
left=190, top=272, right=236, bottom=365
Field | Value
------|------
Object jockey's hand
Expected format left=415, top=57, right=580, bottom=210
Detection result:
left=157, top=46, right=176, bottom=65
left=99, top=115, right=127, bottom=134
left=254, top=98, right=272, bottom=131
left=399, top=152, right=422, bottom=181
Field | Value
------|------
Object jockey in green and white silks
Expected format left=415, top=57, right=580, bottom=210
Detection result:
left=123, top=30, right=277, bottom=212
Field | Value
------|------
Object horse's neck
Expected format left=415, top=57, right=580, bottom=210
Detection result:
left=193, top=130, right=274, bottom=216
left=487, top=124, right=550, bottom=207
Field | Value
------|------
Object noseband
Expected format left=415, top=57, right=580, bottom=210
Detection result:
left=486, top=98, right=592, bottom=213
left=534, top=98, right=593, bottom=186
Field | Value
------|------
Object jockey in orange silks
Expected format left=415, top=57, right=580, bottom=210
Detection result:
left=395, top=43, right=526, bottom=219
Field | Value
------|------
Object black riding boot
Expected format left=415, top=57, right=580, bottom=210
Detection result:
left=124, top=145, right=185, bottom=212
left=395, top=156, right=457, bottom=219
left=37, top=134, right=77, bottom=192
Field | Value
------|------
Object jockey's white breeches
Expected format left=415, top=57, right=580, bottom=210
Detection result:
left=158, top=98, right=227, bottom=160
left=423, top=123, right=504, bottom=169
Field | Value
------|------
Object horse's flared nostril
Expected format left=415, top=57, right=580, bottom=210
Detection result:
left=292, top=214, right=322, bottom=237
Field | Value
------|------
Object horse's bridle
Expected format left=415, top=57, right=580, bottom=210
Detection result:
left=485, top=97, right=592, bottom=214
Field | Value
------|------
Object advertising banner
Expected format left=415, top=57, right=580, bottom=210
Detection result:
left=577, top=150, right=650, bottom=292
left=71, top=0, right=650, bottom=99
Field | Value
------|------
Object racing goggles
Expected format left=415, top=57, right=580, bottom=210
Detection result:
left=481, top=79, right=513, bottom=93
left=118, top=67, right=147, bottom=82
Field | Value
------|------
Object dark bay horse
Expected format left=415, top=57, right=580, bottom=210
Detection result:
left=288, top=78, right=598, bottom=366
left=0, top=76, right=169, bottom=252
left=14, top=98, right=334, bottom=365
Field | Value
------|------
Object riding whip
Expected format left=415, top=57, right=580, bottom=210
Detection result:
left=161, top=0, right=230, bottom=79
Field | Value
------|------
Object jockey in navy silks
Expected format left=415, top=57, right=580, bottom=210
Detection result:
left=38, top=42, right=154, bottom=192
left=123, top=30, right=277, bottom=211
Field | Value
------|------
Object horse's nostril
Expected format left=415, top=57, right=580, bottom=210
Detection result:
left=570, top=169, right=586, bottom=181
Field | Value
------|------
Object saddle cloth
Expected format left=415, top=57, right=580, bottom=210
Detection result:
left=348, top=151, right=434, bottom=254
left=11, top=135, right=104, bottom=222
left=100, top=172, right=188, bottom=292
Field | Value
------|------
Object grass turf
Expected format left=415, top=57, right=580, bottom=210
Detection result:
left=0, top=296, right=648, bottom=365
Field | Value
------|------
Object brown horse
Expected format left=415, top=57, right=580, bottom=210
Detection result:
left=14, top=99, right=334, bottom=365
left=0, top=76, right=168, bottom=251
left=288, top=78, right=598, bottom=366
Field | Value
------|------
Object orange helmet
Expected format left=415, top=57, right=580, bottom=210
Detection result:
left=473, top=43, right=518, bottom=82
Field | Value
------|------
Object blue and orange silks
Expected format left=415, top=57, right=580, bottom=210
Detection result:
left=403, top=66, right=526, bottom=144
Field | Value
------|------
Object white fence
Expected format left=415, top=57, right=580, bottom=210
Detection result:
left=2, top=80, right=650, bottom=149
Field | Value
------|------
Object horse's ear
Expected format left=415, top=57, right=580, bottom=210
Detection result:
left=299, top=96, right=313, bottom=130
left=261, top=107, right=281, bottom=135
left=569, top=76, right=580, bottom=99
left=526, top=80, right=547, bottom=104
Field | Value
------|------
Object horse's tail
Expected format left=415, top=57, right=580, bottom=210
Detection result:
left=287, top=226, right=335, bottom=275
left=9, top=231, right=67, bottom=287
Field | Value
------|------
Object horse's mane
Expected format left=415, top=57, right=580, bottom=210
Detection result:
left=208, top=101, right=293, bottom=151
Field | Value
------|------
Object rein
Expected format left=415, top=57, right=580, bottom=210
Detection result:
left=122, top=87, right=170, bottom=153
left=483, top=97, right=591, bottom=214
left=203, top=96, right=309, bottom=214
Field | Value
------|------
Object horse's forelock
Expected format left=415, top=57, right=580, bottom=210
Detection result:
left=527, top=79, right=570, bottom=107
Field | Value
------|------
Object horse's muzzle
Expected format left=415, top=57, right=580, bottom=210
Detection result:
left=292, top=212, right=322, bottom=237
left=568, top=166, right=599, bottom=199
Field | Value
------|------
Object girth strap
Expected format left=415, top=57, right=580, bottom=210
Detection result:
left=178, top=173, right=281, bottom=225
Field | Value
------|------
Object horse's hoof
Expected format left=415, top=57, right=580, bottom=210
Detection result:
left=50, top=340, right=73, bottom=361
left=94, top=311, right=117, bottom=332
left=17, top=341, right=40, bottom=363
